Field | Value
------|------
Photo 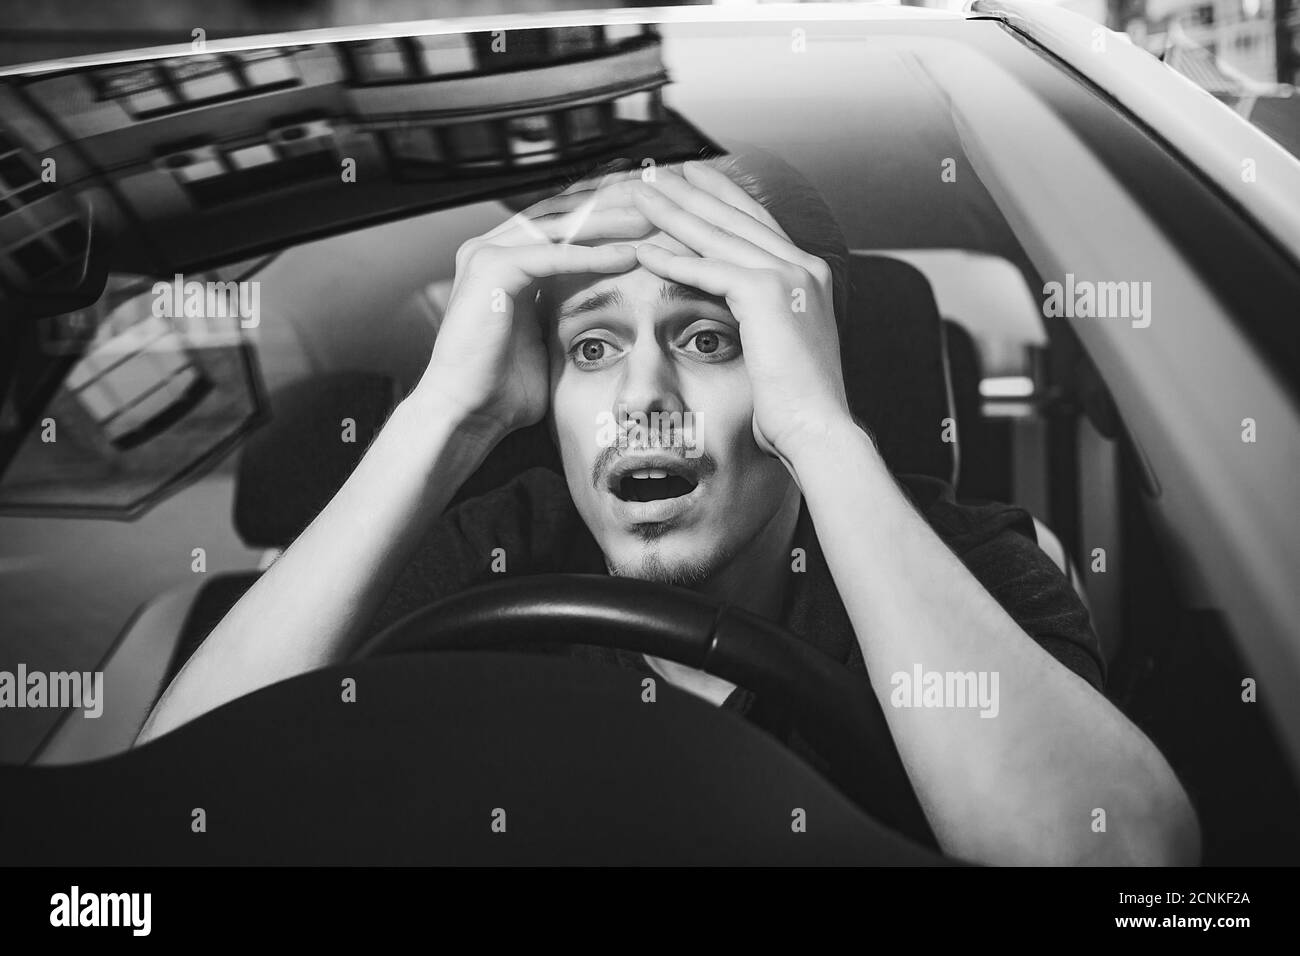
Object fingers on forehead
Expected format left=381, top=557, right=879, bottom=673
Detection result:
left=528, top=159, right=786, bottom=240
left=496, top=212, right=652, bottom=253
left=529, top=177, right=642, bottom=217
left=680, top=160, right=788, bottom=237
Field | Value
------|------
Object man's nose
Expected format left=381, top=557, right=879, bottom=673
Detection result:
left=613, top=339, right=685, bottom=426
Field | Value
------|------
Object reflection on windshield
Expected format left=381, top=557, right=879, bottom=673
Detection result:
left=0, top=269, right=266, bottom=518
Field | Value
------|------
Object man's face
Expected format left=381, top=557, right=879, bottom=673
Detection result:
left=543, top=228, right=798, bottom=586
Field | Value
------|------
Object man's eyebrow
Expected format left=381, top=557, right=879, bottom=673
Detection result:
left=553, top=282, right=729, bottom=326
left=659, top=283, right=729, bottom=311
left=555, top=287, right=625, bottom=324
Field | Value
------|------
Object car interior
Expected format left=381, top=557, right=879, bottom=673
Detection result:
left=1, top=18, right=1298, bottom=864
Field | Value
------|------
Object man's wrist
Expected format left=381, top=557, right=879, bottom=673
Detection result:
left=403, top=384, right=508, bottom=447
left=390, top=389, right=507, bottom=489
left=783, top=412, right=886, bottom=491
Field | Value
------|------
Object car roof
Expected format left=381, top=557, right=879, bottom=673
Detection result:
left=5, top=0, right=1298, bottom=285
left=0, top=2, right=967, bottom=78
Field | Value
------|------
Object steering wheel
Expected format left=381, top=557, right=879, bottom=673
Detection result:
left=357, top=572, right=941, bottom=854
left=1, top=573, right=954, bottom=865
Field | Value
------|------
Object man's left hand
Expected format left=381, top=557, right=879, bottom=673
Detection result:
left=629, top=161, right=855, bottom=469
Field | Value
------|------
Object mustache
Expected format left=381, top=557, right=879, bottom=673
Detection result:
left=590, top=442, right=717, bottom=491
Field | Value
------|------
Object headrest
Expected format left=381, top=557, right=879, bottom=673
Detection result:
left=841, top=255, right=955, bottom=483
left=235, top=371, right=398, bottom=548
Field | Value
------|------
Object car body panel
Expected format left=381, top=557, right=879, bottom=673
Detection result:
left=972, top=0, right=1300, bottom=264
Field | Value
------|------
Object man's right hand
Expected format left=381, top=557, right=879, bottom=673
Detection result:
left=416, top=180, right=650, bottom=446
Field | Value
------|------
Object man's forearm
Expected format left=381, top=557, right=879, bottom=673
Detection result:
left=787, top=419, right=1200, bottom=866
left=135, top=392, right=500, bottom=745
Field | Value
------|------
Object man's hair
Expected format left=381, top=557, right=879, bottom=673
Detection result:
left=551, top=150, right=851, bottom=342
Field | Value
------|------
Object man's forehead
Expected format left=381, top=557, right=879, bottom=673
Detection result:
left=546, top=229, right=702, bottom=317
left=550, top=278, right=728, bottom=327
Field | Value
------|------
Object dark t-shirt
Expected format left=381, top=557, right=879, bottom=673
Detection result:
left=362, top=465, right=1106, bottom=850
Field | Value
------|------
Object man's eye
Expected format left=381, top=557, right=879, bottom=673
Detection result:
left=569, top=337, right=616, bottom=367
left=684, top=329, right=737, bottom=360
left=694, top=331, right=720, bottom=354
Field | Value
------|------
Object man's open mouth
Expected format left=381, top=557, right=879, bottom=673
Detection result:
left=607, top=457, right=701, bottom=503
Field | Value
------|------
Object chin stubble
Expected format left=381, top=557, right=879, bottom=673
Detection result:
left=605, top=535, right=736, bottom=589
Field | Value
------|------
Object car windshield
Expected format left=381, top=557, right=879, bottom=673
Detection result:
left=0, top=16, right=1207, bottom=730
left=1, top=11, right=1298, bottom=870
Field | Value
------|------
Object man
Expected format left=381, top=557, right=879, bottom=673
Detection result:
left=137, top=153, right=1201, bottom=866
